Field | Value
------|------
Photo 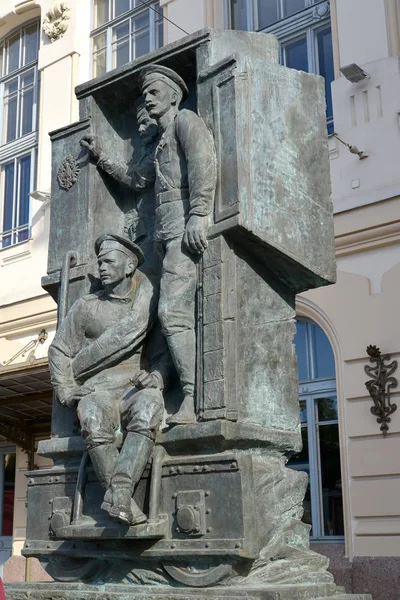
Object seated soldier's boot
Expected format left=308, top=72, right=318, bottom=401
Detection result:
left=167, top=394, right=196, bottom=426
left=109, top=487, right=147, bottom=525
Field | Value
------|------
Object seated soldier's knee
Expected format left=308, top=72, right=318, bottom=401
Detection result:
left=122, top=388, right=164, bottom=440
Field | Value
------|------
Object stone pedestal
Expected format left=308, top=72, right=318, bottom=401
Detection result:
left=5, top=582, right=372, bottom=600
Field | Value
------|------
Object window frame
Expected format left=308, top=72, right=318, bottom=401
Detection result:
left=90, top=0, right=163, bottom=77
left=291, top=320, right=344, bottom=542
left=0, top=446, right=16, bottom=542
left=226, top=0, right=334, bottom=132
left=0, top=19, right=39, bottom=250
left=0, top=148, right=36, bottom=248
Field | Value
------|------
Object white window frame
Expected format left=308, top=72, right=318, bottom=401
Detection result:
left=0, top=148, right=36, bottom=248
left=0, top=19, right=39, bottom=250
left=91, top=0, right=163, bottom=77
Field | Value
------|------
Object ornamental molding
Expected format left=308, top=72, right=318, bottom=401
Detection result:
left=43, top=2, right=71, bottom=43
left=335, top=220, right=400, bottom=257
left=14, top=0, right=40, bottom=15
left=57, top=154, right=80, bottom=190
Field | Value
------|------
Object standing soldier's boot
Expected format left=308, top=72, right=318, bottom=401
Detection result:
left=108, top=432, right=154, bottom=525
left=166, top=329, right=196, bottom=426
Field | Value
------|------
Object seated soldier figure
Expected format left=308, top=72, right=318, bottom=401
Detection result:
left=48, top=234, right=170, bottom=526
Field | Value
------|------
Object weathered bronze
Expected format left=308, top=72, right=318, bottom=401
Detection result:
left=365, top=344, right=398, bottom=436
left=5, top=29, right=372, bottom=600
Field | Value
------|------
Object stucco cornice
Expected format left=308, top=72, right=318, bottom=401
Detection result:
left=335, top=220, right=400, bottom=257
left=14, top=0, right=40, bottom=15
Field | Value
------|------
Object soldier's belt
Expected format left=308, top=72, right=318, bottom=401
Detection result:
left=156, top=189, right=189, bottom=206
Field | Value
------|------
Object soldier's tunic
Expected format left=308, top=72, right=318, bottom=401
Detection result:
left=97, top=108, right=216, bottom=336
left=152, top=109, right=216, bottom=337
left=48, top=271, right=169, bottom=448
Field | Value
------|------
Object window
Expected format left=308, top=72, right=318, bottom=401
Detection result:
left=0, top=21, right=39, bottom=249
left=289, top=320, right=344, bottom=540
left=0, top=448, right=16, bottom=576
left=228, top=0, right=334, bottom=133
left=92, top=0, right=164, bottom=77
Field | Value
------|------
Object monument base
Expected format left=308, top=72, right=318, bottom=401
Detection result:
left=5, top=582, right=372, bottom=600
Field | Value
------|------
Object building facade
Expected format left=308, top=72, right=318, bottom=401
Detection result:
left=0, top=0, right=399, bottom=597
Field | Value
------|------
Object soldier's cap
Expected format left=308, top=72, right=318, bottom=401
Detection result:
left=134, top=97, right=150, bottom=121
left=95, top=234, right=144, bottom=267
left=138, top=64, right=189, bottom=101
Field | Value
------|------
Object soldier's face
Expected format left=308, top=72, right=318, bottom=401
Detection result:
left=97, top=250, right=134, bottom=287
left=137, top=112, right=158, bottom=145
left=143, top=81, right=175, bottom=120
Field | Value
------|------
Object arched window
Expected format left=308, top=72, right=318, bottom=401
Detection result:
left=288, top=319, right=344, bottom=540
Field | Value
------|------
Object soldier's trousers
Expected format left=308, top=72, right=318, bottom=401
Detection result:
left=77, top=386, right=164, bottom=450
left=155, top=235, right=197, bottom=337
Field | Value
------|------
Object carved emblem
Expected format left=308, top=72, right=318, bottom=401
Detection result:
left=43, top=2, right=71, bottom=43
left=57, top=155, right=80, bottom=190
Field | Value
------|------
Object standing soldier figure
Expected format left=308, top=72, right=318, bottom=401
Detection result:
left=82, top=65, right=217, bottom=426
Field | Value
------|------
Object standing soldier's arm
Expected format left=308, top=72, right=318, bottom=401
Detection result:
left=80, top=133, right=155, bottom=191
left=176, top=110, right=217, bottom=254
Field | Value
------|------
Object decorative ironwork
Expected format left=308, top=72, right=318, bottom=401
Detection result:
left=57, top=155, right=80, bottom=190
left=1, top=329, right=48, bottom=368
left=364, top=345, right=398, bottom=436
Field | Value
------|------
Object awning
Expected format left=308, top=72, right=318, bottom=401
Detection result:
left=0, top=360, right=53, bottom=451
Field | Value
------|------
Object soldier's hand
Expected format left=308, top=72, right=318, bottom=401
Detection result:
left=80, top=133, right=102, bottom=161
left=61, top=385, right=95, bottom=408
left=183, top=215, right=208, bottom=255
left=131, top=370, right=160, bottom=390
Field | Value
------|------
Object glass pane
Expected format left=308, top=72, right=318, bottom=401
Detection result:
left=113, top=21, right=130, bottom=41
left=94, top=0, right=110, bottom=27
left=2, top=162, right=15, bottom=248
left=312, top=324, right=335, bottom=379
left=134, top=12, right=149, bottom=31
left=156, top=6, right=164, bottom=48
left=112, top=40, right=130, bottom=68
left=115, top=0, right=130, bottom=17
left=257, top=0, right=278, bottom=29
left=284, top=36, right=309, bottom=71
left=0, top=44, right=4, bottom=77
left=4, top=92, right=18, bottom=143
left=93, top=32, right=107, bottom=52
left=282, top=0, right=306, bottom=18
left=112, top=21, right=130, bottom=68
left=24, top=23, right=39, bottom=65
left=21, top=86, right=34, bottom=135
left=319, top=424, right=344, bottom=535
left=231, top=0, right=248, bottom=30
left=93, top=50, right=107, bottom=77
left=317, top=397, right=337, bottom=422
left=294, top=320, right=308, bottom=381
left=18, top=155, right=31, bottom=228
left=2, top=453, right=16, bottom=536
left=7, top=32, right=20, bottom=74
left=134, top=31, right=150, bottom=58
left=300, top=400, right=307, bottom=424
left=317, top=27, right=334, bottom=133
left=287, top=429, right=312, bottom=530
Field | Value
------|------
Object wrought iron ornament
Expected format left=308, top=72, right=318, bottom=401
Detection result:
left=364, top=345, right=398, bottom=436
left=57, top=155, right=80, bottom=190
